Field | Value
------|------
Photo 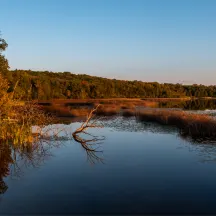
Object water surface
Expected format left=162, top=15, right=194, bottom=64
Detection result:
left=1, top=117, right=216, bottom=214
left=159, top=99, right=216, bottom=112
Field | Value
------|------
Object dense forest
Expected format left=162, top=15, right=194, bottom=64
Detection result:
left=1, top=35, right=216, bottom=100
left=2, top=69, right=216, bottom=100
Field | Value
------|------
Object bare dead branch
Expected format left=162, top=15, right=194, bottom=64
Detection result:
left=72, top=105, right=105, bottom=164
left=72, top=104, right=101, bottom=135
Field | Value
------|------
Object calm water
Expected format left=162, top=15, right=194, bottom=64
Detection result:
left=1, top=117, right=216, bottom=214
left=159, top=99, right=216, bottom=112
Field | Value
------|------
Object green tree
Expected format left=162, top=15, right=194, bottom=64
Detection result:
left=0, top=34, right=9, bottom=74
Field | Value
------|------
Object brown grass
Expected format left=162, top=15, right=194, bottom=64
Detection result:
left=120, top=103, right=135, bottom=109
left=42, top=104, right=91, bottom=117
left=136, top=109, right=216, bottom=139
left=142, top=101, right=158, bottom=107
left=69, top=108, right=90, bottom=117
left=95, top=105, right=121, bottom=116
left=40, top=99, right=158, bottom=118
left=37, top=98, right=157, bottom=107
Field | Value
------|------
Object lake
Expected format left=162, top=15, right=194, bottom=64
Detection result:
left=1, top=117, right=216, bottom=214
left=158, top=99, right=216, bottom=111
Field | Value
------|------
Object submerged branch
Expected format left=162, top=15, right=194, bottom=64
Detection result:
left=72, top=104, right=105, bottom=164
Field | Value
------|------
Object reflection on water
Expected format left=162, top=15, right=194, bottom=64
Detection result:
left=103, top=116, right=216, bottom=161
left=2, top=117, right=216, bottom=214
left=0, top=138, right=67, bottom=194
left=179, top=136, right=216, bottom=163
left=102, top=116, right=179, bottom=134
left=0, top=145, right=12, bottom=194
left=0, top=121, right=105, bottom=194
left=73, top=133, right=105, bottom=164
left=159, top=99, right=216, bottom=111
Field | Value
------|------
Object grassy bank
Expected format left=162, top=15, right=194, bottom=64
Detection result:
left=40, top=99, right=157, bottom=117
left=136, top=109, right=216, bottom=139
left=0, top=74, right=52, bottom=146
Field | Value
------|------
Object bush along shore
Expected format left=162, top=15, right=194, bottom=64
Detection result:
left=0, top=73, right=53, bottom=146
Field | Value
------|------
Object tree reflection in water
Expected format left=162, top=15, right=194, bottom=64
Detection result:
left=0, top=138, right=65, bottom=194
left=0, top=144, right=13, bottom=194
left=72, top=105, right=105, bottom=165
left=73, top=133, right=105, bottom=164
left=2, top=116, right=216, bottom=195
left=0, top=106, right=105, bottom=194
left=0, top=123, right=105, bottom=194
left=103, top=116, right=216, bottom=163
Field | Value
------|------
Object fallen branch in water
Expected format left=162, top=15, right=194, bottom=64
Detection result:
left=72, top=104, right=105, bottom=164
left=72, top=104, right=102, bottom=135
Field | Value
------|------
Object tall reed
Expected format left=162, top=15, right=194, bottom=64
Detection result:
left=136, top=108, right=216, bottom=139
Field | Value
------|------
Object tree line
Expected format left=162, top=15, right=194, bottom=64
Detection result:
left=2, top=69, right=216, bottom=100
left=1, top=35, right=216, bottom=100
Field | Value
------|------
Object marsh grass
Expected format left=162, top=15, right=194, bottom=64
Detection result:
left=136, top=109, right=216, bottom=139
left=43, top=104, right=76, bottom=117
left=95, top=104, right=121, bottom=116
left=40, top=99, right=157, bottom=118
left=42, top=103, right=91, bottom=117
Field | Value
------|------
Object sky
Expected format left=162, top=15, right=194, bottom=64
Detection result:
left=0, top=0, right=216, bottom=85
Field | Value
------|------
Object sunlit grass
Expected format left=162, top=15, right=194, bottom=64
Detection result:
left=0, top=73, right=53, bottom=146
left=136, top=109, right=216, bottom=139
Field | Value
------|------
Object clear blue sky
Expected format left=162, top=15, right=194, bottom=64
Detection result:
left=1, top=0, right=216, bottom=85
